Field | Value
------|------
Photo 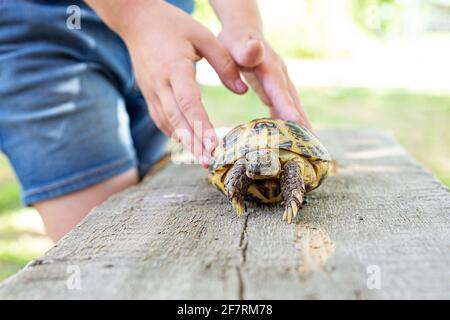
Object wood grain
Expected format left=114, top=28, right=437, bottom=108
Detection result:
left=1, top=129, right=449, bottom=299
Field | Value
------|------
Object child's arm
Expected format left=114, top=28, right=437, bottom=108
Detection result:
left=210, top=0, right=313, bottom=132
left=84, top=0, right=248, bottom=167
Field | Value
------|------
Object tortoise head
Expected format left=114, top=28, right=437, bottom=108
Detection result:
left=244, top=149, right=280, bottom=180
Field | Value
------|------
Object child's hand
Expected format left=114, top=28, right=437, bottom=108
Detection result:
left=89, top=0, right=248, bottom=167
left=218, top=29, right=313, bottom=133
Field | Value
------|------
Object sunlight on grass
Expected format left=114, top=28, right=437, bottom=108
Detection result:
left=0, top=156, right=21, bottom=213
left=0, top=208, right=53, bottom=281
left=0, top=155, right=53, bottom=281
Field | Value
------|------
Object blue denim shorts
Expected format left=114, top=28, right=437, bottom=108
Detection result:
left=0, top=0, right=193, bottom=205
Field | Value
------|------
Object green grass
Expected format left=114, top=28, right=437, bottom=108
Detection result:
left=0, top=156, right=21, bottom=214
left=0, top=243, right=38, bottom=281
left=0, top=156, right=51, bottom=281
left=202, top=86, right=450, bottom=187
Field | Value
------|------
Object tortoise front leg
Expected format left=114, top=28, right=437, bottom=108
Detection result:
left=281, top=160, right=305, bottom=223
left=224, top=158, right=252, bottom=216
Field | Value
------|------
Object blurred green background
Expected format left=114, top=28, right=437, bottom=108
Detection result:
left=1, top=0, right=449, bottom=281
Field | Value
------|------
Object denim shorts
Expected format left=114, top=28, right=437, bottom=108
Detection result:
left=0, top=0, right=193, bottom=205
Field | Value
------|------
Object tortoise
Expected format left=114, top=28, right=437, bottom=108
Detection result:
left=208, top=118, right=331, bottom=223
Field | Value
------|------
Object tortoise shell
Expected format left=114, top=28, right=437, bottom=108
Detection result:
left=210, top=118, right=331, bottom=171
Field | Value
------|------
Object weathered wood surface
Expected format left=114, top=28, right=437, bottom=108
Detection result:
left=0, top=129, right=449, bottom=299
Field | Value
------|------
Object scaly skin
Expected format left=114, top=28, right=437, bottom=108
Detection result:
left=224, top=158, right=252, bottom=216
left=280, top=160, right=305, bottom=224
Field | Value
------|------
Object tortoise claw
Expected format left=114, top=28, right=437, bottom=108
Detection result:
left=291, top=201, right=298, bottom=219
left=231, top=197, right=245, bottom=217
left=282, top=204, right=293, bottom=223
left=282, top=200, right=300, bottom=224
left=282, top=206, right=288, bottom=222
left=287, top=205, right=293, bottom=224
left=292, top=190, right=304, bottom=206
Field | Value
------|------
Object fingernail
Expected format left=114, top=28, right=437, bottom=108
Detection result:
left=234, top=79, right=248, bottom=93
left=201, top=154, right=211, bottom=167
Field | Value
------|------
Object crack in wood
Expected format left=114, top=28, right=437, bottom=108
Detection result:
left=237, top=214, right=249, bottom=299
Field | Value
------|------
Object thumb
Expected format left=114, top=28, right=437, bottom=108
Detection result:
left=221, top=34, right=265, bottom=68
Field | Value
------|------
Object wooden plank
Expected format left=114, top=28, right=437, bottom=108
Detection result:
left=0, top=129, right=449, bottom=299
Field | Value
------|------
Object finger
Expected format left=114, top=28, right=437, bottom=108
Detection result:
left=269, top=106, right=281, bottom=119
left=220, top=32, right=265, bottom=68
left=255, top=62, right=305, bottom=124
left=242, top=70, right=272, bottom=107
left=170, top=62, right=218, bottom=154
left=286, top=78, right=315, bottom=134
left=279, top=60, right=311, bottom=127
left=158, top=86, right=210, bottom=168
left=145, top=91, right=172, bottom=137
left=195, top=30, right=248, bottom=94
left=236, top=39, right=265, bottom=67
left=242, top=70, right=281, bottom=118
